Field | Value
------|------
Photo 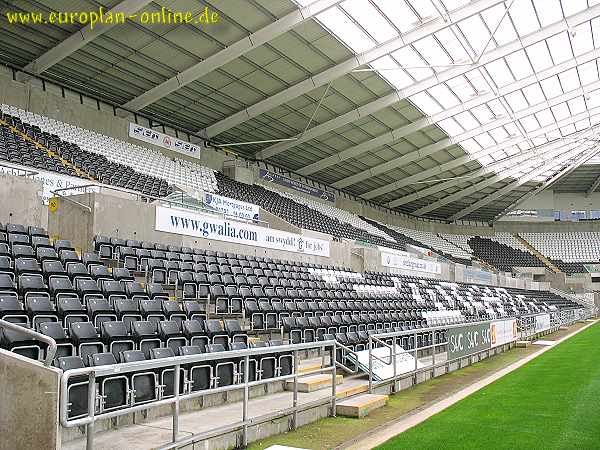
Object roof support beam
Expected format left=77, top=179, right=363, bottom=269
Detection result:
left=21, top=0, right=152, bottom=75
left=365, top=108, right=600, bottom=202
left=387, top=151, right=535, bottom=209
left=333, top=80, right=600, bottom=191
left=258, top=4, right=600, bottom=161
left=298, top=46, right=600, bottom=177
left=387, top=134, right=585, bottom=209
left=121, top=0, right=344, bottom=112
left=586, top=175, right=600, bottom=196
left=450, top=145, right=599, bottom=221
left=414, top=139, right=595, bottom=216
left=496, top=145, right=600, bottom=218
left=201, top=0, right=505, bottom=138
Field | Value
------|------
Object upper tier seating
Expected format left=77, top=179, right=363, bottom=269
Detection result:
left=0, top=111, right=174, bottom=198
left=389, top=226, right=472, bottom=264
left=263, top=184, right=394, bottom=242
left=359, top=217, right=471, bottom=266
left=216, top=173, right=407, bottom=252
left=1, top=104, right=217, bottom=194
left=520, top=232, right=600, bottom=274
left=467, top=234, right=544, bottom=272
left=0, top=119, right=79, bottom=178
left=439, top=234, right=474, bottom=256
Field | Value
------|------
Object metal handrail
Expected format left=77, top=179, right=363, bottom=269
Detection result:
left=333, top=341, right=361, bottom=374
left=52, top=188, right=93, bottom=213
left=0, top=161, right=39, bottom=177
left=52, top=183, right=273, bottom=228
left=0, top=319, right=57, bottom=366
left=363, top=312, right=580, bottom=393
left=60, top=339, right=338, bottom=450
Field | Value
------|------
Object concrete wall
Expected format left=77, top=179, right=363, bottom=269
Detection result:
left=47, top=192, right=94, bottom=252
left=0, top=349, right=61, bottom=450
left=506, top=189, right=600, bottom=216
left=0, top=174, right=47, bottom=228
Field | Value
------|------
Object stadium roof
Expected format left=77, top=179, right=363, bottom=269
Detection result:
left=2, top=0, right=600, bottom=222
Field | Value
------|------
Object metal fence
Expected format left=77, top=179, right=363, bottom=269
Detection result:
left=59, top=340, right=338, bottom=450
left=52, top=184, right=272, bottom=228
left=2, top=307, right=594, bottom=450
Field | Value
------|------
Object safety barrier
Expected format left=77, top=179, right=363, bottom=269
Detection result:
left=59, top=340, right=337, bottom=450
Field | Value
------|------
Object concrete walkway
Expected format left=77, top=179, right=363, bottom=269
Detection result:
left=62, top=360, right=366, bottom=450
left=342, top=320, right=597, bottom=450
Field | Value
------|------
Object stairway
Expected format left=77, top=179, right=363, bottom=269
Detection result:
left=0, top=117, right=96, bottom=182
left=514, top=233, right=561, bottom=273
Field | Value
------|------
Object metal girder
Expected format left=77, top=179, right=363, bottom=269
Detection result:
left=366, top=106, right=600, bottom=202
left=414, top=139, right=594, bottom=216
left=386, top=128, right=593, bottom=209
left=450, top=144, right=599, bottom=221
left=334, top=80, right=600, bottom=191
left=258, top=4, right=600, bottom=161
left=121, top=0, right=343, bottom=112
left=200, top=0, right=505, bottom=138
left=298, top=46, right=600, bottom=177
left=495, top=145, right=600, bottom=219
left=586, top=175, right=600, bottom=196
left=387, top=151, right=533, bottom=209
left=21, top=0, right=152, bottom=75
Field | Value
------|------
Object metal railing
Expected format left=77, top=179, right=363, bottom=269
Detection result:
left=60, top=340, right=338, bottom=450
left=52, top=184, right=272, bottom=228
left=0, top=319, right=57, bottom=366
left=0, top=161, right=39, bottom=178
left=363, top=309, right=590, bottom=395
left=41, top=307, right=592, bottom=449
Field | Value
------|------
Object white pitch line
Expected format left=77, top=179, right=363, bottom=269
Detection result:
left=343, top=320, right=598, bottom=450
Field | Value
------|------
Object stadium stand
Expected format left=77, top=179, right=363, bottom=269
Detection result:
left=216, top=172, right=409, bottom=252
left=467, top=234, right=545, bottom=273
left=0, top=222, right=578, bottom=365
left=3, top=2, right=600, bottom=448
left=0, top=110, right=174, bottom=197
left=1, top=104, right=218, bottom=194
left=263, top=184, right=395, bottom=242
left=520, top=232, right=600, bottom=274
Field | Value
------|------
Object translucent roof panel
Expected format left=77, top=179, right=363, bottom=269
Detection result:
left=291, top=0, right=600, bottom=199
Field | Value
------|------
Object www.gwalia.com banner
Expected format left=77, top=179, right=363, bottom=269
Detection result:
left=155, top=205, right=330, bottom=257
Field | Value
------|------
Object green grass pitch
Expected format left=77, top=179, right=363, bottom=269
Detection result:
left=377, top=322, right=600, bottom=450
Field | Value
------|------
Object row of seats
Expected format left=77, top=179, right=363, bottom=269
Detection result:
left=263, top=183, right=394, bottom=242
left=0, top=318, right=245, bottom=362
left=0, top=112, right=174, bottom=198
left=1, top=104, right=218, bottom=194
left=54, top=336, right=293, bottom=419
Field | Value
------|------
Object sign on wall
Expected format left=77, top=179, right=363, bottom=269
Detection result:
left=156, top=205, right=330, bottom=257
left=535, top=313, right=551, bottom=333
left=490, top=319, right=517, bottom=347
left=259, top=168, right=335, bottom=203
left=204, top=192, right=259, bottom=221
left=347, top=345, right=425, bottom=381
left=448, top=323, right=492, bottom=359
left=381, top=251, right=442, bottom=275
left=129, top=123, right=202, bottom=158
left=464, top=266, right=494, bottom=284
left=0, top=165, right=98, bottom=204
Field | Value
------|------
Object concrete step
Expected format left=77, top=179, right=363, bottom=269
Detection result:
left=285, top=374, right=343, bottom=393
left=336, top=382, right=369, bottom=399
left=516, top=340, right=530, bottom=348
left=336, top=393, right=388, bottom=418
left=298, top=361, right=322, bottom=374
